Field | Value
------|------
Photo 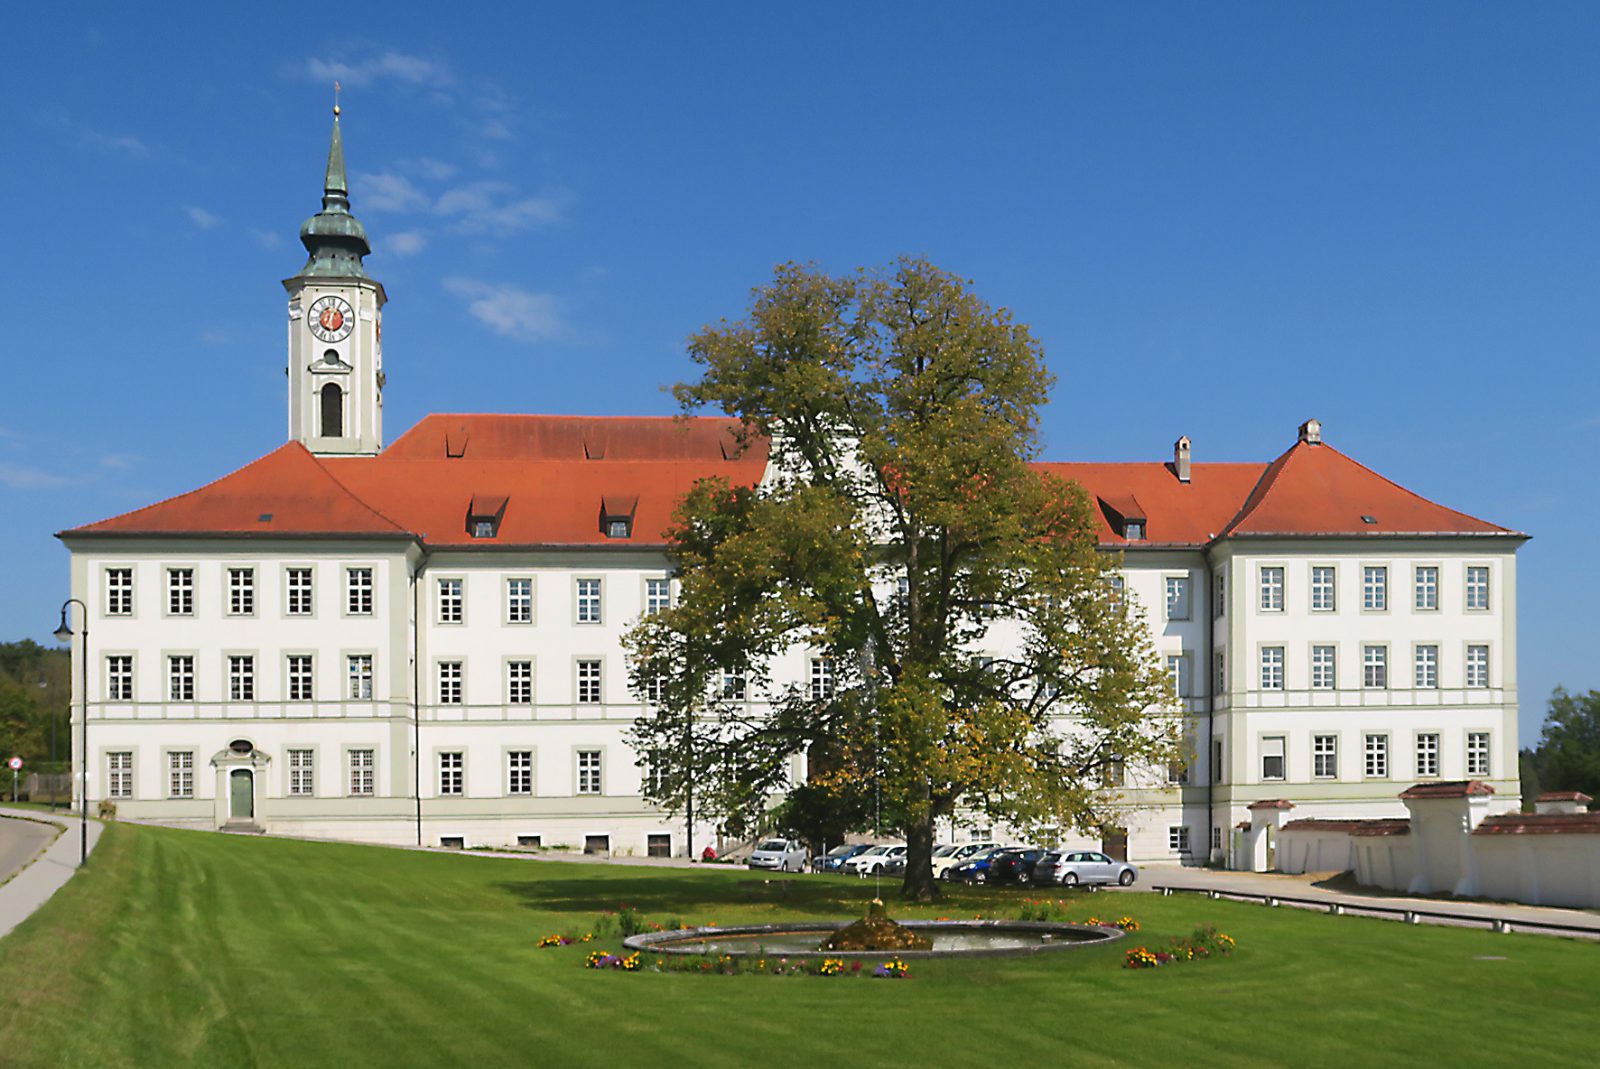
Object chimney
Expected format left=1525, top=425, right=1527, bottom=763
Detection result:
left=1298, top=418, right=1322, bottom=445
left=1173, top=435, right=1191, bottom=483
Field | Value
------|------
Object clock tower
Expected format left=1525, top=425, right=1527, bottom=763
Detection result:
left=284, top=103, right=386, bottom=456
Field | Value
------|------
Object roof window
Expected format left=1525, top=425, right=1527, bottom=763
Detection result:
left=1098, top=494, right=1147, bottom=541
left=1361, top=515, right=1377, bottom=525
left=600, top=494, right=638, bottom=539
left=466, top=493, right=508, bottom=539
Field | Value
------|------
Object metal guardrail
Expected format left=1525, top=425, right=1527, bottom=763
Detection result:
left=1148, top=884, right=1600, bottom=938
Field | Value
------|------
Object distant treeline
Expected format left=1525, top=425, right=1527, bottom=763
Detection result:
left=0, top=640, right=71, bottom=769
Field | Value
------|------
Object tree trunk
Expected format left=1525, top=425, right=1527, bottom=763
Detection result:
left=900, top=811, right=940, bottom=902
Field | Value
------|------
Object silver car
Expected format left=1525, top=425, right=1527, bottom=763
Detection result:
left=1033, top=849, right=1137, bottom=887
left=747, top=838, right=808, bottom=872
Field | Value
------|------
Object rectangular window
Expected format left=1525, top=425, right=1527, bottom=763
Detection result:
left=346, top=567, right=373, bottom=615
left=1168, top=825, right=1190, bottom=853
left=1103, top=756, right=1126, bottom=787
left=1214, top=569, right=1226, bottom=618
left=1414, top=565, right=1439, bottom=611
left=507, top=660, right=533, bottom=704
left=1362, top=566, right=1387, bottom=611
left=721, top=670, right=746, bottom=701
left=1106, top=574, right=1125, bottom=613
left=1313, top=734, right=1338, bottom=779
left=348, top=654, right=373, bottom=700
left=1414, top=645, right=1438, bottom=689
left=229, top=655, right=255, bottom=701
left=438, top=661, right=463, bottom=705
left=228, top=568, right=255, bottom=615
left=1166, top=653, right=1188, bottom=699
left=1362, top=645, right=1387, bottom=689
left=576, top=579, right=602, bottom=624
left=506, top=578, right=533, bottom=624
left=1364, top=734, right=1389, bottom=778
left=1165, top=576, right=1191, bottom=621
left=1311, top=566, right=1336, bottom=612
left=1214, top=651, right=1226, bottom=693
left=438, top=578, right=464, bottom=624
left=1466, top=645, right=1490, bottom=688
left=348, top=749, right=374, bottom=796
left=107, top=655, right=134, bottom=701
left=288, top=749, right=314, bottom=796
left=1212, top=737, right=1225, bottom=784
left=288, top=654, right=314, bottom=701
left=643, top=675, right=667, bottom=706
left=576, top=660, right=602, bottom=705
left=577, top=749, right=602, bottom=795
left=645, top=577, right=671, bottom=616
left=108, top=751, right=133, bottom=799
left=167, top=655, right=194, bottom=702
left=810, top=657, right=835, bottom=700
left=1416, top=733, right=1440, bottom=778
left=508, top=750, right=533, bottom=795
left=1166, top=759, right=1188, bottom=785
left=1260, top=736, right=1286, bottom=781
left=648, top=833, right=672, bottom=858
left=1211, top=827, right=1223, bottom=852
left=1467, top=732, right=1491, bottom=777
left=287, top=568, right=314, bottom=616
left=167, top=568, right=194, bottom=615
left=168, top=751, right=194, bottom=798
left=1259, top=566, right=1284, bottom=612
left=438, top=752, right=463, bottom=796
left=1466, top=566, right=1490, bottom=611
left=1311, top=645, right=1336, bottom=690
left=106, top=567, right=134, bottom=615
left=1260, top=647, right=1284, bottom=691
left=645, top=749, right=670, bottom=796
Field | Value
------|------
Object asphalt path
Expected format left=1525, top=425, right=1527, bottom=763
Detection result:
left=0, top=815, right=56, bottom=886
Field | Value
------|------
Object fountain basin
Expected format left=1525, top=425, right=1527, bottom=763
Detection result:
left=622, top=920, right=1124, bottom=959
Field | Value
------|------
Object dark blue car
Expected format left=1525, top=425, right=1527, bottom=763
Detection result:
left=949, top=845, right=1016, bottom=884
left=811, top=843, right=872, bottom=873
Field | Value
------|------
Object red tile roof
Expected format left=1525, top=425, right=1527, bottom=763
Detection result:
left=1346, top=819, right=1412, bottom=837
left=1399, top=780, right=1497, bottom=800
left=1038, top=462, right=1268, bottom=545
left=1473, top=813, right=1600, bottom=836
left=1535, top=791, right=1593, bottom=803
left=1247, top=799, right=1295, bottom=811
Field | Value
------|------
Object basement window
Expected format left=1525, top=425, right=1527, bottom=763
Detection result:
left=440, top=836, right=465, bottom=850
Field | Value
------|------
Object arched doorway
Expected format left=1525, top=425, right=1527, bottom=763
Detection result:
left=229, top=768, right=254, bottom=820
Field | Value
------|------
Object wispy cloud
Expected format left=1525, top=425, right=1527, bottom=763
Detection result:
left=98, top=453, right=139, bottom=471
left=249, top=228, right=284, bottom=249
left=0, top=462, right=77, bottom=490
left=356, top=172, right=430, bottom=213
left=443, top=278, right=565, bottom=342
left=435, top=182, right=567, bottom=233
left=299, top=51, right=453, bottom=90
left=406, top=157, right=458, bottom=182
left=45, top=109, right=149, bottom=157
left=387, top=231, right=427, bottom=256
left=185, top=206, right=221, bottom=229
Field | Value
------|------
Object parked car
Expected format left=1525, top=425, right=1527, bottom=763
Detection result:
left=747, top=838, right=808, bottom=872
left=811, top=843, right=872, bottom=873
left=987, top=847, right=1046, bottom=886
left=932, top=841, right=1001, bottom=880
left=1033, top=850, right=1138, bottom=887
left=843, top=844, right=906, bottom=875
left=948, top=845, right=1018, bottom=884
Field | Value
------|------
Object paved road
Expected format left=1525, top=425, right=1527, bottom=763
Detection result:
left=0, top=816, right=56, bottom=886
left=0, top=808, right=103, bottom=941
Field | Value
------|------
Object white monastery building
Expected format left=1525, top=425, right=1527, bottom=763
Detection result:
left=58, top=114, right=1527, bottom=863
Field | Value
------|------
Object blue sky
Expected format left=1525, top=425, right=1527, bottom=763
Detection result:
left=2, top=4, right=1595, bottom=744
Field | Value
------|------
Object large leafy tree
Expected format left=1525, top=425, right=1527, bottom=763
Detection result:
left=626, top=259, right=1175, bottom=899
left=1521, top=688, right=1600, bottom=806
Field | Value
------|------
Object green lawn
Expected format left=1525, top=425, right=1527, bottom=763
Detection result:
left=0, top=824, right=1594, bottom=1068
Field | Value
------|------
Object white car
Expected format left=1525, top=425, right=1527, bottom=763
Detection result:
left=843, top=844, right=906, bottom=875
left=932, top=841, right=1001, bottom=880
left=747, top=838, right=808, bottom=872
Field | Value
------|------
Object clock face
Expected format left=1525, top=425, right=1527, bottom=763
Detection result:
left=308, top=296, right=355, bottom=343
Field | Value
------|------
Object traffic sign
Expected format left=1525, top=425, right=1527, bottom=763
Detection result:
left=7, top=757, right=21, bottom=771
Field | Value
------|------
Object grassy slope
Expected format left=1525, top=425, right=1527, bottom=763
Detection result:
left=0, top=824, right=1593, bottom=1068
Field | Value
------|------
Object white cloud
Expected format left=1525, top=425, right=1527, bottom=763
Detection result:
left=435, top=182, right=567, bottom=233
left=81, top=127, right=149, bottom=156
left=185, top=206, right=221, bottom=229
left=443, top=278, right=565, bottom=342
left=407, top=157, right=458, bottom=182
left=300, top=51, right=453, bottom=89
left=249, top=228, right=284, bottom=249
left=386, top=231, right=427, bottom=256
left=98, top=453, right=139, bottom=471
left=0, top=462, right=75, bottom=490
left=356, top=171, right=430, bottom=213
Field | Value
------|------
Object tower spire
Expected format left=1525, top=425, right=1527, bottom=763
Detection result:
left=294, top=92, right=370, bottom=278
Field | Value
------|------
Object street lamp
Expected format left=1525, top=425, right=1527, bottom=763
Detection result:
left=53, top=599, right=88, bottom=865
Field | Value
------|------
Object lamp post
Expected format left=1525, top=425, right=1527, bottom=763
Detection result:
left=53, top=599, right=88, bottom=865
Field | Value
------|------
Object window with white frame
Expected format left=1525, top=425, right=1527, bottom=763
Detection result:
left=576, top=749, right=602, bottom=795
left=1415, top=733, right=1440, bottom=777
left=1211, top=827, right=1223, bottom=852
left=645, top=749, right=670, bottom=796
left=437, top=578, right=464, bottom=624
left=1212, top=737, right=1225, bottom=783
left=1313, top=734, right=1338, bottom=779
left=346, top=567, right=373, bottom=615
left=229, top=655, right=254, bottom=701
left=721, top=670, right=746, bottom=701
left=106, top=567, right=134, bottom=615
left=576, top=660, right=602, bottom=704
left=810, top=656, right=835, bottom=700
left=288, top=654, right=314, bottom=701
left=288, top=749, right=314, bottom=796
left=348, top=654, right=373, bottom=700
left=1465, top=566, right=1490, bottom=611
left=167, top=655, right=194, bottom=702
left=1311, top=566, right=1336, bottom=612
left=168, top=751, right=194, bottom=798
left=287, top=568, right=314, bottom=615
left=1260, top=647, right=1284, bottom=691
left=508, top=750, right=533, bottom=795
left=576, top=578, right=602, bottom=624
left=506, top=578, right=533, bottom=624
left=228, top=568, right=255, bottom=615
left=1364, top=734, right=1389, bottom=778
left=1466, top=645, right=1490, bottom=688
left=1414, top=565, right=1438, bottom=611
left=438, top=661, right=463, bottom=705
left=1467, top=732, right=1491, bottom=777
left=1165, top=576, right=1191, bottom=621
left=1166, top=653, right=1188, bottom=700
left=507, top=660, right=533, bottom=704
left=1169, top=825, right=1190, bottom=853
left=108, top=751, right=133, bottom=799
left=1260, top=736, right=1286, bottom=781
left=1414, top=645, right=1438, bottom=689
left=1362, top=645, right=1387, bottom=689
left=1214, top=569, right=1226, bottom=618
left=1106, top=574, right=1125, bottom=613
left=438, top=751, right=463, bottom=795
left=1311, top=645, right=1336, bottom=690
left=348, top=749, right=374, bottom=796
left=167, top=568, right=194, bottom=615
left=645, top=577, right=671, bottom=616
left=1166, top=759, right=1188, bottom=785
left=1362, top=566, right=1387, bottom=611
left=107, top=655, right=134, bottom=701
left=1214, top=651, right=1226, bottom=693
left=1259, top=566, right=1284, bottom=612
left=643, top=675, right=667, bottom=706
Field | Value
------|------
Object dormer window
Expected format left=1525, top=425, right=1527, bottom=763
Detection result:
left=466, top=493, right=508, bottom=539
left=1098, top=494, right=1147, bottom=542
left=607, top=518, right=631, bottom=539
left=472, top=519, right=496, bottom=539
left=600, top=494, right=638, bottom=540
left=1124, top=520, right=1145, bottom=541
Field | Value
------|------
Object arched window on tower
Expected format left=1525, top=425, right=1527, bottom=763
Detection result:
left=320, top=382, right=344, bottom=438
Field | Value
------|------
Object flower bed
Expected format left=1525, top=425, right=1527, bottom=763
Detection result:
left=1123, top=925, right=1237, bottom=969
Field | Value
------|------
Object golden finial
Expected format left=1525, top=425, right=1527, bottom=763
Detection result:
left=333, top=80, right=341, bottom=118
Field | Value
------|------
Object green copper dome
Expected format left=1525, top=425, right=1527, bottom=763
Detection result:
left=296, top=113, right=371, bottom=278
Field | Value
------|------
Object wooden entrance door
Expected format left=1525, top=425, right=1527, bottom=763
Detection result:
left=1101, top=829, right=1128, bottom=862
